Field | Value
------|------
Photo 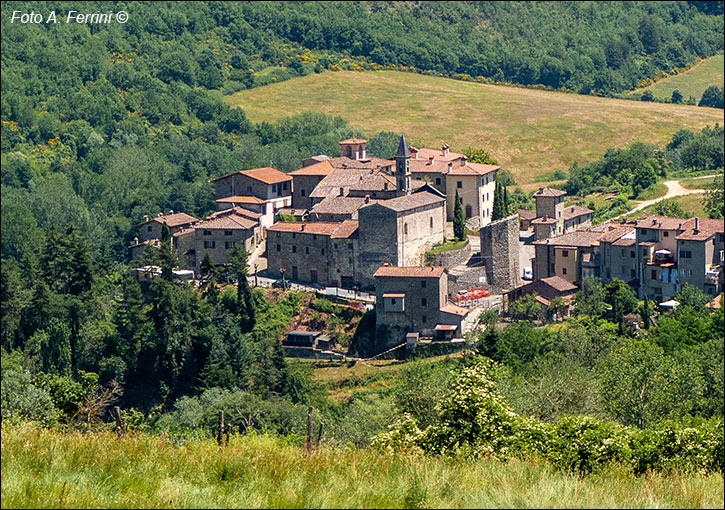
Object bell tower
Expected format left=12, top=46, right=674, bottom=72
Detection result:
left=395, top=134, right=411, bottom=195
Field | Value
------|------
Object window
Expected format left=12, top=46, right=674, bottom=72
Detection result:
left=301, top=189, right=306, bottom=197
left=631, top=269, right=636, bottom=278
left=305, top=247, right=309, bottom=254
left=630, top=251, right=635, bottom=258
left=348, top=243, right=353, bottom=250
left=651, top=269, right=657, bottom=280
left=562, top=250, right=569, bottom=257
left=680, top=250, right=692, bottom=258
left=641, top=229, right=648, bottom=235
left=321, top=248, right=325, bottom=255
left=312, top=235, right=317, bottom=240
left=486, top=193, right=489, bottom=201
left=422, top=315, right=427, bottom=323
left=225, top=241, right=235, bottom=249
left=391, top=298, right=396, bottom=305
left=204, top=240, right=215, bottom=249
left=621, top=249, right=626, bottom=256
left=276, top=244, right=280, bottom=252
left=147, top=226, right=152, bottom=232
left=720, top=250, right=724, bottom=262
left=421, top=298, right=427, bottom=307
left=203, top=230, right=212, bottom=236
left=247, top=186, right=252, bottom=192
left=292, top=233, right=296, bottom=239
left=562, top=267, right=567, bottom=275
left=283, top=182, right=288, bottom=190
left=430, top=217, right=433, bottom=229
left=404, top=223, right=408, bottom=235
left=551, top=264, right=555, bottom=273
left=457, top=181, right=462, bottom=188
left=421, top=280, right=427, bottom=288
left=224, top=230, right=233, bottom=236
left=435, top=177, right=441, bottom=185
left=292, top=246, right=297, bottom=253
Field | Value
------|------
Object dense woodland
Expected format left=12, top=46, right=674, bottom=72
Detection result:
left=1, top=1, right=723, bottom=475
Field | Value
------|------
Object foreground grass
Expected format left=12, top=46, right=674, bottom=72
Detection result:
left=2, top=422, right=723, bottom=509
left=225, top=70, right=723, bottom=184
left=631, top=54, right=725, bottom=102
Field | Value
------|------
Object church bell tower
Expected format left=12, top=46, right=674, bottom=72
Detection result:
left=395, top=134, right=411, bottom=195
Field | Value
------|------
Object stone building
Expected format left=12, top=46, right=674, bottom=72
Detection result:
left=479, top=214, right=520, bottom=292
left=531, top=187, right=592, bottom=240
left=506, top=275, right=578, bottom=315
left=288, top=160, right=335, bottom=211
left=598, top=224, right=637, bottom=285
left=140, top=212, right=198, bottom=242
left=211, top=167, right=292, bottom=228
left=357, top=191, right=446, bottom=288
left=191, top=214, right=259, bottom=274
left=533, top=230, right=605, bottom=285
left=266, top=220, right=359, bottom=287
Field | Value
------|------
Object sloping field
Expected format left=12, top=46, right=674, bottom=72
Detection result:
left=225, top=71, right=723, bottom=184
left=632, top=54, right=724, bottom=102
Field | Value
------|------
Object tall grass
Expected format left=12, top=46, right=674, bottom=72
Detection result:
left=2, top=422, right=723, bottom=509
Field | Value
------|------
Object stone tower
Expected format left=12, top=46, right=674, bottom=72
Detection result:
left=395, top=134, right=411, bottom=195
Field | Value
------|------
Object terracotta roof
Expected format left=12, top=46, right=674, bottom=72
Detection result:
left=211, top=167, right=291, bottom=184
left=289, top=160, right=336, bottom=176
left=340, top=138, right=367, bottom=144
left=141, top=212, right=198, bottom=227
left=310, top=196, right=378, bottom=218
left=531, top=216, right=557, bottom=225
left=349, top=173, right=396, bottom=192
left=598, top=226, right=636, bottom=244
left=535, top=295, right=551, bottom=306
left=540, top=276, right=578, bottom=293
left=267, top=221, right=341, bottom=236
left=533, top=187, right=567, bottom=197
left=330, top=220, right=359, bottom=239
left=533, top=230, right=602, bottom=247
left=676, top=218, right=724, bottom=241
left=195, top=215, right=256, bottom=230
left=562, top=205, right=593, bottom=221
left=382, top=292, right=406, bottom=298
left=129, top=238, right=162, bottom=249
left=409, top=158, right=498, bottom=176
left=440, top=304, right=469, bottom=316
left=634, top=215, right=687, bottom=231
left=518, top=209, right=537, bottom=220
left=446, top=160, right=499, bottom=175
left=706, top=293, right=723, bottom=309
left=327, top=156, right=394, bottom=171
left=309, top=168, right=373, bottom=198
left=434, top=324, right=458, bottom=331
left=374, top=265, right=445, bottom=278
left=373, top=191, right=445, bottom=212
left=215, top=195, right=266, bottom=204
left=172, top=227, right=195, bottom=238
left=208, top=207, right=263, bottom=221
left=410, top=147, right=464, bottom=162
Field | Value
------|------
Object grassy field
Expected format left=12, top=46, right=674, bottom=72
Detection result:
left=679, top=174, right=722, bottom=190
left=630, top=193, right=708, bottom=219
left=225, top=70, right=723, bottom=185
left=630, top=54, right=724, bottom=102
left=3, top=422, right=723, bottom=509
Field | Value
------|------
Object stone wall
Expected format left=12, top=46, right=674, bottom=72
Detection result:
left=479, top=214, right=519, bottom=292
left=429, top=240, right=471, bottom=268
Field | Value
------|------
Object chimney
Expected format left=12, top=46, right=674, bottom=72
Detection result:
left=447, top=162, right=453, bottom=171
left=157, top=212, right=163, bottom=217
left=133, top=236, right=138, bottom=244
left=383, top=262, right=390, bottom=266
left=461, top=156, right=467, bottom=166
left=143, top=214, right=149, bottom=222
left=428, top=156, right=434, bottom=165
left=169, top=209, right=174, bottom=214
left=365, top=195, right=370, bottom=203
left=695, top=217, right=700, bottom=233
left=442, top=144, right=449, bottom=156
left=361, top=147, right=366, bottom=159
left=411, top=147, right=418, bottom=159
left=339, top=186, right=344, bottom=196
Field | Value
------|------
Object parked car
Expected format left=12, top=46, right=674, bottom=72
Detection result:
left=272, top=279, right=289, bottom=289
left=523, top=267, right=533, bottom=280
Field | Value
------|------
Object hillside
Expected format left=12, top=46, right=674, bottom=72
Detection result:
left=226, top=70, right=724, bottom=183
left=631, top=54, right=725, bottom=102
left=3, top=422, right=723, bottom=509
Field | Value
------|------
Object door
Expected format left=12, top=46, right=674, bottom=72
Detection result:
left=310, top=270, right=318, bottom=283
left=292, top=266, right=298, bottom=279
left=465, top=204, right=473, bottom=219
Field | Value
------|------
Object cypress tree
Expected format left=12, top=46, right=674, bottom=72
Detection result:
left=453, top=190, right=466, bottom=241
left=228, top=245, right=255, bottom=333
left=491, top=181, right=504, bottom=221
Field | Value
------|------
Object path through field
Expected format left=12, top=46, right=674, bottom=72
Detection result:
left=627, top=175, right=716, bottom=215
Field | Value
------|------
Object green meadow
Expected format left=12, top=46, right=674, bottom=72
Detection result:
left=632, top=54, right=724, bottom=102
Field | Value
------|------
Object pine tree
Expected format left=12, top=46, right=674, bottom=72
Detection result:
left=453, top=191, right=466, bottom=241
left=199, top=253, right=220, bottom=303
left=228, top=245, right=255, bottom=333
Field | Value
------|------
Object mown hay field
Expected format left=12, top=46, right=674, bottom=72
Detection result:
left=225, top=70, right=723, bottom=185
left=631, top=54, right=725, bottom=102
left=2, top=422, right=723, bottom=509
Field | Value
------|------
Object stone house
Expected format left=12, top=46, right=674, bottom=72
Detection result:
left=532, top=187, right=592, bottom=240
left=518, top=209, right=536, bottom=230
left=192, top=214, right=259, bottom=275
left=533, top=230, right=604, bottom=285
left=357, top=191, right=446, bottom=288
left=266, top=220, right=359, bottom=287
left=211, top=167, right=292, bottom=228
left=140, top=212, right=198, bottom=242
left=598, top=224, right=637, bottom=285
left=676, top=218, right=724, bottom=297
left=506, top=275, right=578, bottom=315
left=289, top=160, right=335, bottom=211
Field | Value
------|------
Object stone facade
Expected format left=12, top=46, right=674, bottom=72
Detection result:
left=479, top=214, right=520, bottom=292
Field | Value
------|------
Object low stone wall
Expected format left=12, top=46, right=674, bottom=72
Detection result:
left=429, top=240, right=471, bottom=268
left=283, top=346, right=345, bottom=360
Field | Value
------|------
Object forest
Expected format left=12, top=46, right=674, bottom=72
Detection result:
left=1, top=1, right=723, bottom=482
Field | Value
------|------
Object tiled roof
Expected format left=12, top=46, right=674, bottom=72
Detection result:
left=518, top=209, right=537, bottom=220
left=215, top=195, right=267, bottom=204
left=535, top=295, right=551, bottom=306
left=208, top=206, right=263, bottom=221
left=410, top=147, right=464, bottom=162
left=349, top=173, right=396, bottom=192
left=340, top=138, right=367, bottom=144
left=598, top=225, right=635, bottom=244
left=327, top=157, right=394, bottom=171
left=267, top=221, right=341, bottom=236
left=310, top=196, right=378, bottom=217
left=540, top=276, right=578, bottom=292
left=634, top=215, right=688, bottom=231
left=533, top=187, right=566, bottom=197
left=382, top=292, right=406, bottom=298
left=172, top=227, right=195, bottom=238
left=562, top=205, right=593, bottom=221
left=434, top=324, right=458, bottom=331
left=706, top=293, right=723, bottom=309
left=410, top=158, right=498, bottom=175
left=141, top=212, right=198, bottom=227
left=289, top=160, right=336, bottom=176
left=447, top=160, right=499, bottom=175
left=309, top=168, right=373, bottom=198
left=531, top=216, right=556, bottom=225
left=440, top=304, right=469, bottom=316
left=331, top=220, right=359, bottom=239
left=373, top=191, right=445, bottom=212
left=211, top=167, right=291, bottom=184
left=129, top=238, right=162, bottom=249
left=533, top=230, right=602, bottom=247
left=374, top=265, right=445, bottom=278
left=676, top=218, right=724, bottom=240
left=195, top=215, right=256, bottom=230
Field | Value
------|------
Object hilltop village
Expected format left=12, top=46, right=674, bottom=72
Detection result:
left=131, top=135, right=724, bottom=351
